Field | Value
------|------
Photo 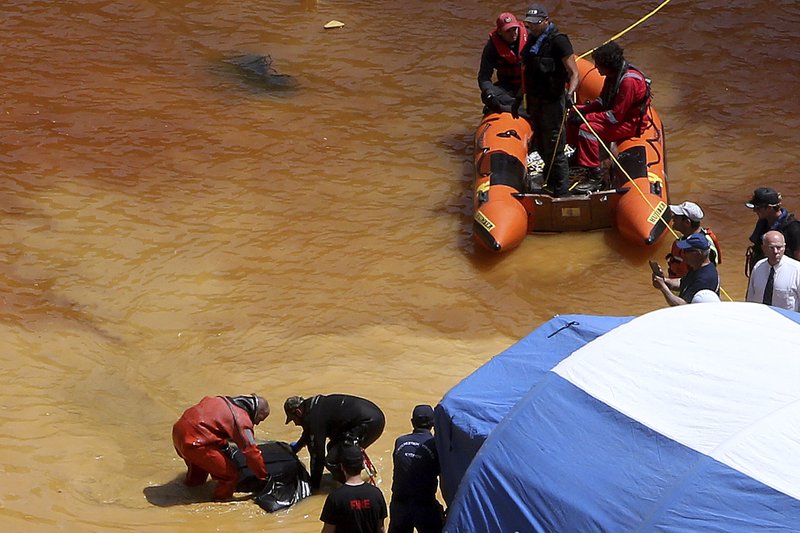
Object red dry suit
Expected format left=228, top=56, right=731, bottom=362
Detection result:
left=567, top=64, right=651, bottom=168
left=172, top=396, right=267, bottom=500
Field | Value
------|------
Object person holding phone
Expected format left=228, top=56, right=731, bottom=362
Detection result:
left=651, top=233, right=720, bottom=306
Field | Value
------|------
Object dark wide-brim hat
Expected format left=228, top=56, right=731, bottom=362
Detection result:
left=745, top=187, right=781, bottom=209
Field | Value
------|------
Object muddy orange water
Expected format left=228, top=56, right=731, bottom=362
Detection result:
left=2, top=0, right=799, bottom=530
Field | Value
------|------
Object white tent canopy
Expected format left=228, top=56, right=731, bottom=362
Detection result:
left=438, top=303, right=800, bottom=532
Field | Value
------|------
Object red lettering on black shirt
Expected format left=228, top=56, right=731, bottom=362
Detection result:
left=349, top=499, right=372, bottom=510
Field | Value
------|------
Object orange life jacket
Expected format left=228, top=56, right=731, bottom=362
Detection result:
left=666, top=227, right=722, bottom=279
left=489, top=24, right=528, bottom=90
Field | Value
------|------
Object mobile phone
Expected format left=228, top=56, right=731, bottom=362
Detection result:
left=649, top=260, right=663, bottom=276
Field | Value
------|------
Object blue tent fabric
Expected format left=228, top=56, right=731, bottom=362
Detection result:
left=445, top=375, right=800, bottom=532
left=434, top=314, right=632, bottom=502
left=437, top=304, right=800, bottom=532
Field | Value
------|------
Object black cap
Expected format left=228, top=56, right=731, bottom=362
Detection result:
left=412, top=404, right=435, bottom=427
left=341, top=445, right=364, bottom=469
left=745, top=187, right=781, bottom=209
left=523, top=4, right=549, bottom=23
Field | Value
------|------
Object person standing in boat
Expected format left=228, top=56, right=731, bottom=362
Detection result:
left=745, top=187, right=800, bottom=276
left=477, top=12, right=528, bottom=115
left=172, top=394, right=270, bottom=500
left=567, top=40, right=651, bottom=194
left=521, top=4, right=580, bottom=197
left=651, top=233, right=720, bottom=306
left=284, top=394, right=385, bottom=492
left=666, top=201, right=722, bottom=278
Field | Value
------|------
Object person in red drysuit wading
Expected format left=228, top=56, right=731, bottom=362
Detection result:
left=172, top=394, right=270, bottom=500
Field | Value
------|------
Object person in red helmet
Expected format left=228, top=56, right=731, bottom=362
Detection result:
left=172, top=394, right=270, bottom=500
left=477, top=12, right=528, bottom=115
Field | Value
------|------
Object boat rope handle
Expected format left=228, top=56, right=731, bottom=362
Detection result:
left=570, top=107, right=733, bottom=302
left=578, top=0, right=673, bottom=60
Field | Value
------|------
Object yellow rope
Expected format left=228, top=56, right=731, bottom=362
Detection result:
left=562, top=0, right=728, bottom=300
left=570, top=106, right=732, bottom=301
left=578, top=0, right=674, bottom=59
left=570, top=106, right=660, bottom=218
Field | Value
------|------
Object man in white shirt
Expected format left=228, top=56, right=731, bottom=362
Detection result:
left=746, top=230, right=800, bottom=311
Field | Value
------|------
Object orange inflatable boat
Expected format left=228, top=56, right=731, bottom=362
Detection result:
left=472, top=57, right=669, bottom=252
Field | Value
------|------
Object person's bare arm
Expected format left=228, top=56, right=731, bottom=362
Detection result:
left=653, top=275, right=687, bottom=306
left=321, top=523, right=336, bottom=533
left=563, top=54, right=580, bottom=96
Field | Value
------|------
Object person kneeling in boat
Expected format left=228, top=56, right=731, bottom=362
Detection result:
left=567, top=40, right=651, bottom=194
left=651, top=233, right=720, bottom=307
left=666, top=201, right=722, bottom=278
left=172, top=394, right=270, bottom=500
left=477, top=12, right=527, bottom=115
left=284, top=394, right=386, bottom=492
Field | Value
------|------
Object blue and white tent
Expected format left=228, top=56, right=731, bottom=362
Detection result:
left=436, top=303, right=800, bottom=532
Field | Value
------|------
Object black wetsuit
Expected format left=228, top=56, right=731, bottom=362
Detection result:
left=295, top=394, right=385, bottom=490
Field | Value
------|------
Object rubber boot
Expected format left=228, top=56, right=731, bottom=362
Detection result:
left=573, top=166, right=604, bottom=194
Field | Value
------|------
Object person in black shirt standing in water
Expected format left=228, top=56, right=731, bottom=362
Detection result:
left=388, top=405, right=445, bottom=533
left=320, top=445, right=388, bottom=533
left=284, top=394, right=385, bottom=491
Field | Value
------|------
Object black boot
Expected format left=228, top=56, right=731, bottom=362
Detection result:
left=572, top=166, right=604, bottom=194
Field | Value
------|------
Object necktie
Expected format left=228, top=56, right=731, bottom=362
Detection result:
left=762, top=266, right=775, bottom=305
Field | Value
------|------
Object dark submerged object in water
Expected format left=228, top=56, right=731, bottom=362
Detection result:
left=232, top=441, right=312, bottom=512
left=223, top=53, right=299, bottom=93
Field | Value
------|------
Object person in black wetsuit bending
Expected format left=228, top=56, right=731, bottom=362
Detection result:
left=284, top=394, right=386, bottom=491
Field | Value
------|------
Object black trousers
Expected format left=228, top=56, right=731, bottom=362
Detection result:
left=527, top=94, right=569, bottom=195
left=388, top=498, right=445, bottom=533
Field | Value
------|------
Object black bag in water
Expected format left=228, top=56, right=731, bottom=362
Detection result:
left=232, top=441, right=312, bottom=512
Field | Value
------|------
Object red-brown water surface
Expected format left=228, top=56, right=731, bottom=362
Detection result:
left=2, top=0, right=799, bottom=530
